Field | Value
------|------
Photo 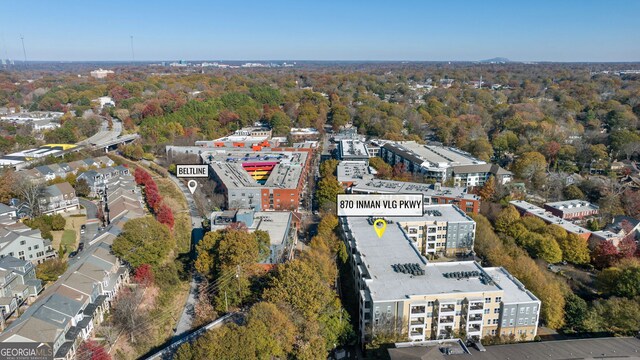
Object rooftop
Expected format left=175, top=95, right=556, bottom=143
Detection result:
left=337, top=161, right=374, bottom=183
left=203, top=149, right=308, bottom=190
left=385, top=142, right=485, bottom=168
left=509, top=200, right=591, bottom=235
left=544, top=199, right=599, bottom=214
left=351, top=179, right=479, bottom=201
left=344, top=209, right=530, bottom=303
left=339, top=139, right=369, bottom=158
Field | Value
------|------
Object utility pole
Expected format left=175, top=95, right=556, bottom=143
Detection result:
left=20, top=35, right=27, bottom=66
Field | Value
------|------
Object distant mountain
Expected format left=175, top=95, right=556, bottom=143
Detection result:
left=479, top=57, right=513, bottom=63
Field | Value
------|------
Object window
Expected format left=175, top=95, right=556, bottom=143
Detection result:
left=502, top=319, right=507, bottom=326
left=456, top=300, right=462, bottom=305
left=495, top=297, right=502, bottom=303
left=518, top=319, right=523, bottom=325
left=491, top=330, right=497, bottom=335
left=427, top=301, right=434, bottom=307
left=483, top=309, right=490, bottom=314
left=492, top=319, right=499, bottom=325
left=484, top=298, right=491, bottom=304
left=494, top=308, right=500, bottom=314
left=526, top=307, right=530, bottom=314
left=509, top=319, right=514, bottom=326
left=520, top=308, right=525, bottom=314
left=511, top=308, right=516, bottom=315
left=524, top=318, right=529, bottom=325
left=34, top=245, right=39, bottom=249
left=18, top=251, right=24, bottom=256
left=487, top=319, right=491, bottom=325
left=20, top=240, right=26, bottom=245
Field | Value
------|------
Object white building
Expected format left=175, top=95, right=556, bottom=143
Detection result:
left=89, top=69, right=114, bottom=79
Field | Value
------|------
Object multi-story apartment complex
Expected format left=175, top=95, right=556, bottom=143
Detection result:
left=338, top=139, right=370, bottom=162
left=543, top=200, right=599, bottom=220
left=452, top=164, right=513, bottom=187
left=164, top=146, right=312, bottom=211
left=349, top=179, right=480, bottom=214
left=380, top=142, right=511, bottom=186
left=509, top=200, right=592, bottom=240
left=339, top=215, right=540, bottom=344
left=395, top=205, right=476, bottom=257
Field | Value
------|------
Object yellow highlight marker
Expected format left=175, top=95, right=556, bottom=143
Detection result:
left=373, top=219, right=387, bottom=238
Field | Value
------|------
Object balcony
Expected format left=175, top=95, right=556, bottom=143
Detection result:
left=410, top=329, right=424, bottom=338
left=468, top=325, right=482, bottom=333
left=468, top=303, right=484, bottom=312
left=439, top=305, right=455, bottom=313
left=411, top=306, right=426, bottom=315
left=467, top=314, right=483, bottom=322
left=411, top=317, right=425, bottom=326
left=439, top=316, right=454, bottom=324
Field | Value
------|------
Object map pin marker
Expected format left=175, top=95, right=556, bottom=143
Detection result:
left=373, top=219, right=387, bottom=238
left=187, top=180, right=198, bottom=194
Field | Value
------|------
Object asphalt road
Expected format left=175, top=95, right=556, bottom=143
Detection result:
left=79, top=198, right=98, bottom=219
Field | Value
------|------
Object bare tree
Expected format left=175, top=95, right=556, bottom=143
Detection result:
left=13, top=176, right=46, bottom=217
left=112, top=287, right=148, bottom=343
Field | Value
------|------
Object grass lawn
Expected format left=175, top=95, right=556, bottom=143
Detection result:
left=61, top=230, right=76, bottom=252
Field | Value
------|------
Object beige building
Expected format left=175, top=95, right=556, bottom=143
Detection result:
left=340, top=215, right=540, bottom=344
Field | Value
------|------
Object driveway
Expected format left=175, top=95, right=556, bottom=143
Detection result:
left=79, top=198, right=99, bottom=219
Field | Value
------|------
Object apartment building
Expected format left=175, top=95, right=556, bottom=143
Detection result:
left=394, top=205, right=476, bottom=257
left=380, top=142, right=511, bottom=187
left=336, top=161, right=374, bottom=187
left=349, top=179, right=480, bottom=214
left=509, top=200, right=591, bottom=240
left=339, top=215, right=540, bottom=344
left=210, top=209, right=298, bottom=264
left=380, top=142, right=484, bottom=182
left=198, top=147, right=312, bottom=211
left=452, top=164, right=513, bottom=187
left=338, top=139, right=370, bottom=162
left=543, top=200, right=599, bottom=220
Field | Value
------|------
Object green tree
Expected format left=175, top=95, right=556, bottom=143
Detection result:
left=563, top=185, right=585, bottom=200
left=112, top=217, right=174, bottom=269
left=368, top=157, right=392, bottom=179
left=512, top=151, right=547, bottom=189
left=319, top=159, right=339, bottom=178
left=597, top=258, right=640, bottom=298
left=494, top=206, right=520, bottom=234
left=316, top=176, right=343, bottom=213
left=558, top=233, right=591, bottom=264
left=563, top=293, right=588, bottom=333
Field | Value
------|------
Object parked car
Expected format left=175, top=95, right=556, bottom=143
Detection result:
left=78, top=242, right=85, bottom=252
left=69, top=251, right=78, bottom=258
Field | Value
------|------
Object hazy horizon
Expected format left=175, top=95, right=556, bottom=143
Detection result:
left=2, top=0, right=639, bottom=62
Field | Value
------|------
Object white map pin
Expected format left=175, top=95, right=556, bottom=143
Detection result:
left=187, top=180, right=198, bottom=194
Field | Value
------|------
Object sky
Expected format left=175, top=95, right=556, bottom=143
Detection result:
left=1, top=0, right=639, bottom=62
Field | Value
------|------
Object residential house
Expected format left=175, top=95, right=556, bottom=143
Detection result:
left=451, top=164, right=513, bottom=187
left=0, top=204, right=17, bottom=225
left=76, top=170, right=105, bottom=197
left=40, top=182, right=79, bottom=215
left=0, top=222, right=56, bottom=264
left=0, top=241, right=130, bottom=360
